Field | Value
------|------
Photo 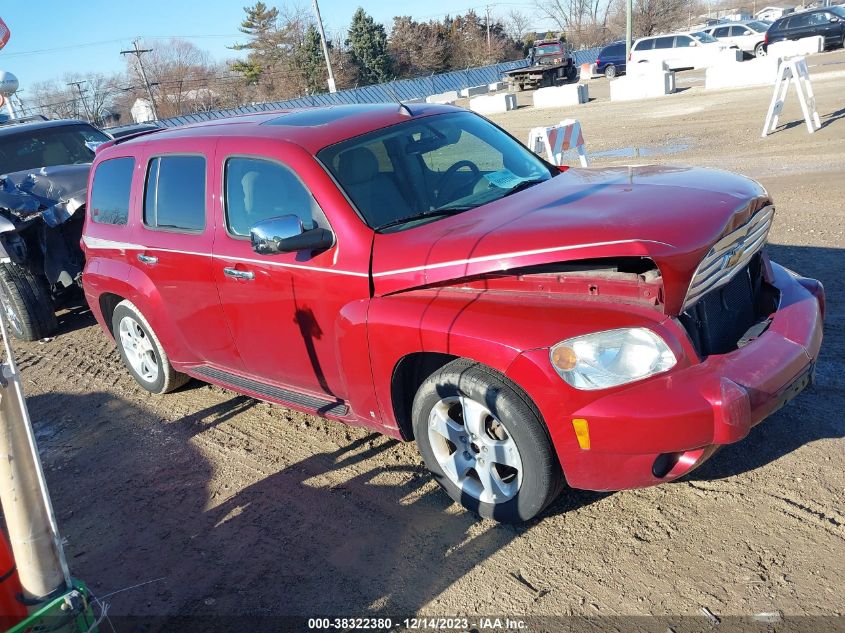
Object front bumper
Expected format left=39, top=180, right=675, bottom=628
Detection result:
left=507, top=262, right=824, bottom=491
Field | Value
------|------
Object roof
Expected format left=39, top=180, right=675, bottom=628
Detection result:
left=0, top=118, right=94, bottom=137
left=112, top=103, right=458, bottom=154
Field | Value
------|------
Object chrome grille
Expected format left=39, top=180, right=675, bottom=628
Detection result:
left=682, top=205, right=774, bottom=311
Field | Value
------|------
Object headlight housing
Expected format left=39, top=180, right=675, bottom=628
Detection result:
left=549, top=327, right=677, bottom=390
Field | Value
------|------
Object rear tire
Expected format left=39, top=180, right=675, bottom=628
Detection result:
left=412, top=359, right=563, bottom=522
left=0, top=263, right=58, bottom=341
left=112, top=300, right=189, bottom=394
left=605, top=64, right=617, bottom=78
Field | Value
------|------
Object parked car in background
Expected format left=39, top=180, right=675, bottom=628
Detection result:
left=0, top=118, right=110, bottom=340
left=82, top=104, right=824, bottom=523
left=630, top=31, right=737, bottom=70
left=705, top=20, right=770, bottom=57
left=764, top=6, right=845, bottom=51
left=595, top=40, right=627, bottom=77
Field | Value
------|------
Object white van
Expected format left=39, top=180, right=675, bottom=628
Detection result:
left=630, top=31, right=737, bottom=70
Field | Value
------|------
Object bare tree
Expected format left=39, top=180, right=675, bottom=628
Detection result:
left=505, top=10, right=533, bottom=42
left=534, top=0, right=612, bottom=47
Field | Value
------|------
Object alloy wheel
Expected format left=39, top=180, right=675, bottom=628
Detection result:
left=118, top=316, right=159, bottom=383
left=427, top=395, right=524, bottom=504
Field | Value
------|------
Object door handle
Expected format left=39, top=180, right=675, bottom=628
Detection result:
left=137, top=254, right=158, bottom=265
left=223, top=267, right=255, bottom=280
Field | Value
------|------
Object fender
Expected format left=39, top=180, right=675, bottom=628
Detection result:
left=83, top=255, right=193, bottom=363
left=366, top=284, right=692, bottom=431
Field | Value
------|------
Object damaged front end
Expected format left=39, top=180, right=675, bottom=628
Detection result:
left=0, top=164, right=88, bottom=291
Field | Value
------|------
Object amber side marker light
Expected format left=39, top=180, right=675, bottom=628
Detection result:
left=572, top=418, right=591, bottom=450
left=551, top=345, right=578, bottom=372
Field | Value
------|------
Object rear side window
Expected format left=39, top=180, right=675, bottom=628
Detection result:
left=786, top=13, right=811, bottom=28
left=713, top=26, right=730, bottom=37
left=654, top=36, right=674, bottom=49
left=224, top=157, right=327, bottom=238
left=606, top=43, right=624, bottom=56
left=144, top=155, right=206, bottom=232
left=90, top=157, right=134, bottom=226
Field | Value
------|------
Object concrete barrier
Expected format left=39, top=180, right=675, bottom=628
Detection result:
left=425, top=90, right=459, bottom=104
left=705, top=54, right=783, bottom=90
left=533, top=83, right=589, bottom=109
left=488, top=81, right=506, bottom=92
left=610, top=71, right=674, bottom=101
left=469, top=93, right=517, bottom=114
left=460, top=84, right=488, bottom=98
left=769, top=36, right=824, bottom=58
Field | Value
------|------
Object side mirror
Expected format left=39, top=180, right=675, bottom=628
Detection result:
left=250, top=214, right=334, bottom=255
left=830, top=16, right=840, bottom=22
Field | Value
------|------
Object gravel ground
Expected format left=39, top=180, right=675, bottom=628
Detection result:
left=6, top=50, right=844, bottom=629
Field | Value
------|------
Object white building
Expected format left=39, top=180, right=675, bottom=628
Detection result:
left=755, top=5, right=795, bottom=21
left=130, top=98, right=155, bottom=123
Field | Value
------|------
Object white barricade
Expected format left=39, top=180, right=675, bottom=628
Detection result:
left=610, top=72, right=674, bottom=101
left=705, top=55, right=783, bottom=90
left=469, top=93, right=517, bottom=115
left=426, top=91, right=459, bottom=104
left=762, top=56, right=821, bottom=136
left=533, top=84, right=589, bottom=109
left=769, top=36, right=824, bottom=58
left=527, top=119, right=588, bottom=167
left=488, top=81, right=507, bottom=92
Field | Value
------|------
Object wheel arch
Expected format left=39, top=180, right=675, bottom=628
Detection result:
left=390, top=351, right=459, bottom=440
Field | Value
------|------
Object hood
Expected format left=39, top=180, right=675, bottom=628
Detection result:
left=0, top=164, right=90, bottom=227
left=371, top=165, right=771, bottom=315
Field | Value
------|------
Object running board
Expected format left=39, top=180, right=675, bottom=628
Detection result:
left=192, top=366, right=349, bottom=417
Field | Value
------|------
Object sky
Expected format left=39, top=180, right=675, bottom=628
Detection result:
left=0, top=0, right=550, bottom=94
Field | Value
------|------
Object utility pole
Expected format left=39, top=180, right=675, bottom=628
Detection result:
left=120, top=39, right=158, bottom=120
left=626, top=0, right=633, bottom=62
left=485, top=5, right=492, bottom=55
left=66, top=80, right=91, bottom=122
left=312, top=0, right=337, bottom=93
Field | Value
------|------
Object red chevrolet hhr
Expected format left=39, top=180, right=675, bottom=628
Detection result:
left=81, top=104, right=824, bottom=522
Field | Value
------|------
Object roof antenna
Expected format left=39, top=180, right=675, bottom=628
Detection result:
left=399, top=103, right=413, bottom=116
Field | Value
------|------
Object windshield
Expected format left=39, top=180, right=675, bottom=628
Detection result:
left=535, top=44, right=563, bottom=56
left=831, top=6, right=845, bottom=18
left=318, top=112, right=554, bottom=231
left=745, top=21, right=769, bottom=32
left=690, top=31, right=718, bottom=43
left=0, top=123, right=109, bottom=174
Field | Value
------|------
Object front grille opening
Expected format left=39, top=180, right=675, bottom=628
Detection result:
left=680, top=253, right=778, bottom=358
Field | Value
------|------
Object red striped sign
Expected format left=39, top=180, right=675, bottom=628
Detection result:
left=0, top=18, right=9, bottom=51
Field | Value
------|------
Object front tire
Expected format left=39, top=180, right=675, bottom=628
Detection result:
left=112, top=300, right=188, bottom=394
left=412, top=359, right=563, bottom=522
left=754, top=42, right=766, bottom=57
left=0, top=263, right=58, bottom=341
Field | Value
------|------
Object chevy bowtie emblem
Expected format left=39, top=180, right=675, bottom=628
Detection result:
left=725, top=240, right=746, bottom=268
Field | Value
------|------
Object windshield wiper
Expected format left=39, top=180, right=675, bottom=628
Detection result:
left=501, top=178, right=548, bottom=198
left=376, top=207, right=470, bottom=231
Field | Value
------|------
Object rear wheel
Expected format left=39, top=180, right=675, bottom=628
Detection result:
left=604, top=64, right=617, bottom=78
left=112, top=300, right=188, bottom=394
left=412, top=359, right=563, bottom=522
left=0, top=263, right=58, bottom=341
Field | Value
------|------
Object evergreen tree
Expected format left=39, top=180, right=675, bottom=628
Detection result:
left=296, top=24, right=329, bottom=94
left=230, top=2, right=280, bottom=83
left=346, top=8, right=392, bottom=85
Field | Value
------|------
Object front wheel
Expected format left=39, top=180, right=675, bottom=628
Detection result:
left=412, top=359, right=563, bottom=522
left=112, top=300, right=189, bottom=394
left=0, top=263, right=58, bottom=341
left=754, top=43, right=766, bottom=57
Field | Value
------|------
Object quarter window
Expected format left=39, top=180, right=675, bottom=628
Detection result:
left=90, top=157, right=134, bottom=226
left=224, top=157, right=326, bottom=238
left=634, top=39, right=654, bottom=50
left=144, top=155, right=206, bottom=232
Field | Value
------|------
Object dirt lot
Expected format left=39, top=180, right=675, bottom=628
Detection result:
left=7, top=50, right=845, bottom=629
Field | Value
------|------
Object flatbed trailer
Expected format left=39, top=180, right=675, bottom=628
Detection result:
left=503, top=60, right=578, bottom=91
